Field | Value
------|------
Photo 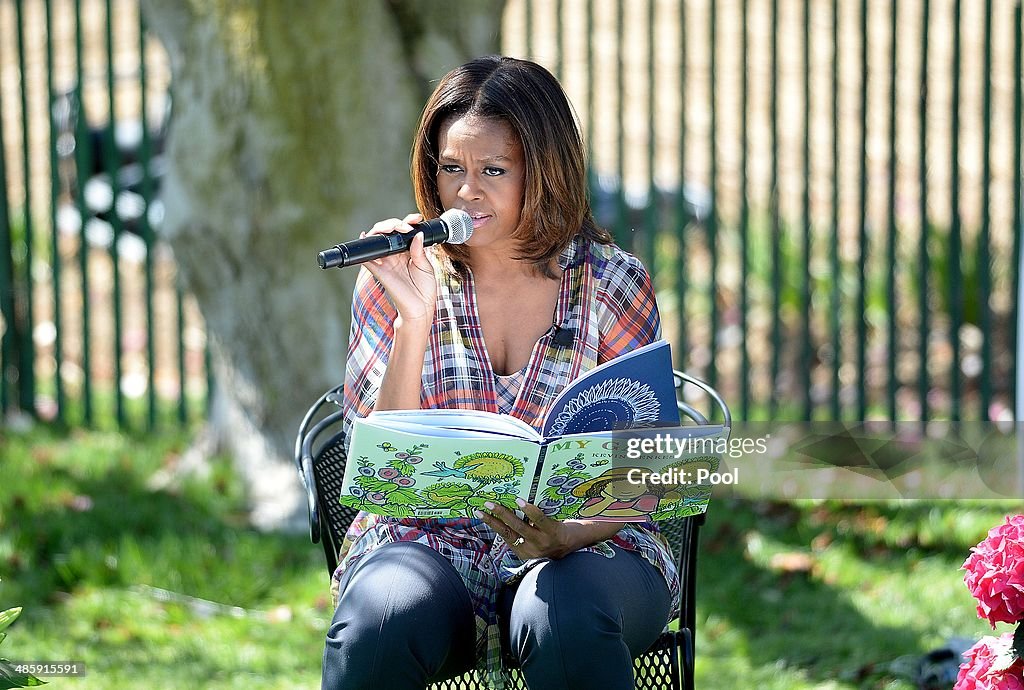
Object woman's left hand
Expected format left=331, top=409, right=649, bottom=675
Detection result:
left=475, top=499, right=625, bottom=560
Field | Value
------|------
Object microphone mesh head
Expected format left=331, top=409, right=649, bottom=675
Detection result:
left=440, top=209, right=474, bottom=244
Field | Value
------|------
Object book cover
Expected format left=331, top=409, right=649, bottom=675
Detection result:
left=339, top=340, right=728, bottom=521
left=542, top=340, right=680, bottom=436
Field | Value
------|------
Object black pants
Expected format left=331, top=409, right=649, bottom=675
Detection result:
left=321, top=541, right=671, bottom=690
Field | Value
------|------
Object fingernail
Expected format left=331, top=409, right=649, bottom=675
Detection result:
left=515, top=498, right=527, bottom=508
left=484, top=501, right=496, bottom=510
left=473, top=510, right=485, bottom=519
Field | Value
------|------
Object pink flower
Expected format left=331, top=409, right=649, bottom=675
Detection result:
left=954, top=634, right=1024, bottom=690
left=963, top=515, right=1024, bottom=627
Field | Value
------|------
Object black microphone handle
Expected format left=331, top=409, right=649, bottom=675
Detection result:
left=318, top=217, right=449, bottom=269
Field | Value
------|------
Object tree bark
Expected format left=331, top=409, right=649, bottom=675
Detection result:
left=140, top=1, right=504, bottom=529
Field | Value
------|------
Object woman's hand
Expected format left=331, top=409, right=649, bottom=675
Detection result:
left=360, top=213, right=437, bottom=324
left=476, top=499, right=625, bottom=560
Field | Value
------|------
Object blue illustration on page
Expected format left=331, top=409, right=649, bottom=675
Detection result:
left=542, top=340, right=680, bottom=437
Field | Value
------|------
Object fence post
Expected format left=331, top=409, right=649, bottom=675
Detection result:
left=0, top=80, right=15, bottom=416
left=14, top=0, right=36, bottom=416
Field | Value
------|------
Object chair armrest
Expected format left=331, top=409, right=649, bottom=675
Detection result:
left=293, top=383, right=344, bottom=472
left=298, top=408, right=346, bottom=545
left=672, top=370, right=732, bottom=427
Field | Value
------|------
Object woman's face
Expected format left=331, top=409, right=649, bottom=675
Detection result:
left=436, top=114, right=526, bottom=254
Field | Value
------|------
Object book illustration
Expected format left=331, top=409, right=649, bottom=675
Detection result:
left=545, top=378, right=663, bottom=437
left=338, top=438, right=527, bottom=518
left=573, top=467, right=681, bottom=519
left=534, top=448, right=722, bottom=521
left=421, top=451, right=524, bottom=482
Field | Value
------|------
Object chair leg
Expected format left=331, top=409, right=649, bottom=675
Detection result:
left=679, top=627, right=694, bottom=690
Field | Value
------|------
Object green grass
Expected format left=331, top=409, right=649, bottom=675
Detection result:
left=694, top=499, right=1018, bottom=688
left=0, top=424, right=1018, bottom=688
left=0, top=425, right=328, bottom=689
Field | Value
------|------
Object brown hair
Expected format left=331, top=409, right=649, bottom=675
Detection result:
left=411, top=55, right=612, bottom=277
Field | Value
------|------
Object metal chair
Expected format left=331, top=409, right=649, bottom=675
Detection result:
left=295, top=371, right=731, bottom=690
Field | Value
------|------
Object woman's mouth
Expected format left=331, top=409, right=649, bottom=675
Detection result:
left=469, top=213, right=491, bottom=229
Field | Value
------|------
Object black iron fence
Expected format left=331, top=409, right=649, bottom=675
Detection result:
left=0, top=0, right=1020, bottom=427
left=0, top=0, right=207, bottom=429
left=505, top=0, right=1022, bottom=423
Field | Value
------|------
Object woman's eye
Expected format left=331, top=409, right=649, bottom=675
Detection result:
left=440, top=164, right=463, bottom=174
left=483, top=167, right=505, bottom=177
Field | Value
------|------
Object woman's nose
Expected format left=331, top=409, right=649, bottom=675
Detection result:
left=457, top=175, right=482, bottom=200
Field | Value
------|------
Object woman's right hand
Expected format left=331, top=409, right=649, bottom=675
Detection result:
left=360, top=213, right=437, bottom=324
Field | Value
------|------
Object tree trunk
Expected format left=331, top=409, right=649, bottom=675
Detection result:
left=140, top=1, right=504, bottom=529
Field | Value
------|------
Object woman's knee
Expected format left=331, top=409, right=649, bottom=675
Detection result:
left=505, top=552, right=622, bottom=658
left=503, top=548, right=671, bottom=670
left=322, top=542, right=475, bottom=689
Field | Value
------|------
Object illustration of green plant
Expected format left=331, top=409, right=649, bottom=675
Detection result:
left=339, top=442, right=527, bottom=516
left=538, top=453, right=590, bottom=520
left=339, top=445, right=428, bottom=518
left=452, top=452, right=524, bottom=490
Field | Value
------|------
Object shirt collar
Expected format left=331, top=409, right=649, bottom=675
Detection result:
left=557, top=234, right=585, bottom=272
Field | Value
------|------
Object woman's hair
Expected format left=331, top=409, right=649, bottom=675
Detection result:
left=411, top=55, right=612, bottom=277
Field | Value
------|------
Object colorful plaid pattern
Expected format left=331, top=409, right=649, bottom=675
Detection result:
left=494, top=369, right=526, bottom=413
left=332, top=236, right=678, bottom=688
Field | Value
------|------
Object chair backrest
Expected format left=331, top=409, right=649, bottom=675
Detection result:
left=294, top=370, right=731, bottom=624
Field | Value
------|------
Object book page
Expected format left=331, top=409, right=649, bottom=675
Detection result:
left=533, top=425, right=729, bottom=522
left=368, top=408, right=541, bottom=440
left=359, top=417, right=511, bottom=440
left=340, top=417, right=542, bottom=518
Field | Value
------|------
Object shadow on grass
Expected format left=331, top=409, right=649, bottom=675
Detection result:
left=693, top=497, right=1007, bottom=686
left=3, top=429, right=321, bottom=610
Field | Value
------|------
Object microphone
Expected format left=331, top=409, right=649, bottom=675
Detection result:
left=317, top=209, right=474, bottom=269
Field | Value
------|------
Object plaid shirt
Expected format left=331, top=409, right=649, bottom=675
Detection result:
left=332, top=236, right=680, bottom=688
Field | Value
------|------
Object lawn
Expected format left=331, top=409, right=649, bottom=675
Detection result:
left=0, top=424, right=1017, bottom=689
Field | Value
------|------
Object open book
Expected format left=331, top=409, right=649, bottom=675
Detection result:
left=340, top=340, right=729, bottom=521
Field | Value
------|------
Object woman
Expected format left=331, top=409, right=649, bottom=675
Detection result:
left=322, top=55, right=677, bottom=690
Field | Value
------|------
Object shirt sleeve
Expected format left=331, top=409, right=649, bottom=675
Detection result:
left=342, top=268, right=396, bottom=443
left=595, top=249, right=662, bottom=363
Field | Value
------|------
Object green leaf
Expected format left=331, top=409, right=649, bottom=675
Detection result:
left=0, top=610, right=21, bottom=636
left=542, top=487, right=562, bottom=501
left=0, top=633, right=6, bottom=647
left=354, top=477, right=396, bottom=493
left=389, top=459, right=415, bottom=476
left=385, top=489, right=421, bottom=506
left=338, top=495, right=365, bottom=509
left=1013, top=622, right=1024, bottom=664
left=425, top=482, right=474, bottom=498
left=377, top=504, right=414, bottom=518
left=0, top=658, right=46, bottom=688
